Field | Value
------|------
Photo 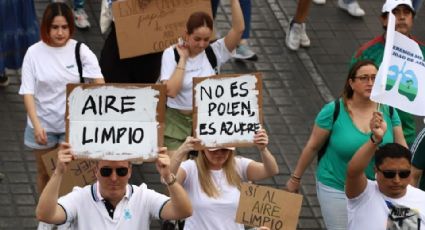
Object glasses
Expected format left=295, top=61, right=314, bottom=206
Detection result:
left=353, top=74, right=376, bottom=83
left=99, top=167, right=129, bottom=177
left=377, top=168, right=411, bottom=179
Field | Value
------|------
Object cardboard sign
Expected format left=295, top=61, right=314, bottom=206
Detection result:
left=66, top=84, right=166, bottom=161
left=193, top=73, right=263, bottom=148
left=112, top=0, right=212, bottom=59
left=236, top=183, right=303, bottom=230
left=42, top=148, right=97, bottom=196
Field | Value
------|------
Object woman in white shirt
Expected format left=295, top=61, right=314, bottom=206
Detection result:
left=19, top=3, right=104, bottom=195
left=170, top=129, right=279, bottom=229
left=160, top=0, right=245, bottom=151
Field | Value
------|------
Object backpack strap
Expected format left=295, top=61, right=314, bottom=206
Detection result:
left=389, top=106, right=394, bottom=118
left=332, top=98, right=340, bottom=125
left=173, top=45, right=218, bottom=74
left=205, top=46, right=218, bottom=74
left=75, top=42, right=84, bottom=83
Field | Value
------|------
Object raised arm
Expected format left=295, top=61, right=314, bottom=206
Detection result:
left=36, top=142, right=73, bottom=224
left=285, top=125, right=330, bottom=193
left=346, top=112, right=386, bottom=199
left=157, top=147, right=192, bottom=220
left=410, top=166, right=422, bottom=187
left=223, top=0, right=245, bottom=52
left=162, top=43, right=189, bottom=98
left=170, top=136, right=200, bottom=175
left=247, top=129, right=279, bottom=181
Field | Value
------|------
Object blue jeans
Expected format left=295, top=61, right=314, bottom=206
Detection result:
left=211, top=0, right=251, bottom=39
left=316, top=181, right=348, bottom=230
left=74, top=0, right=84, bottom=9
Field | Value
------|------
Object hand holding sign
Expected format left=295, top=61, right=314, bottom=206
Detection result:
left=56, top=142, right=75, bottom=175
left=254, top=129, right=268, bottom=151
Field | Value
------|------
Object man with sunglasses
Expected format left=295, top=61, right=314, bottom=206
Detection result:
left=346, top=112, right=425, bottom=229
left=349, top=0, right=425, bottom=147
left=35, top=142, right=192, bottom=229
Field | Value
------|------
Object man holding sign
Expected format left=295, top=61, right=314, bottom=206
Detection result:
left=35, top=143, right=192, bottom=229
left=350, top=0, right=424, bottom=146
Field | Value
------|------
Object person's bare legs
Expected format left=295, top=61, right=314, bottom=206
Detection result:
left=34, top=147, right=56, bottom=195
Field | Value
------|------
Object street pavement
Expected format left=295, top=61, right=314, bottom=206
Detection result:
left=1, top=0, right=424, bottom=229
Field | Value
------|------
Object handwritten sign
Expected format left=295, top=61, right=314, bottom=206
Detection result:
left=66, top=84, right=166, bottom=161
left=236, top=183, right=303, bottom=230
left=112, top=0, right=212, bottom=59
left=42, top=148, right=97, bottom=196
left=193, top=73, right=263, bottom=148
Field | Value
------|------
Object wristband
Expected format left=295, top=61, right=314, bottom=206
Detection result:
left=161, top=173, right=177, bottom=186
left=370, top=134, right=382, bottom=145
left=291, top=174, right=301, bottom=181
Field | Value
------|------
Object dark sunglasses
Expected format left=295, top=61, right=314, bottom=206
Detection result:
left=99, top=167, right=129, bottom=177
left=377, top=168, right=411, bottom=179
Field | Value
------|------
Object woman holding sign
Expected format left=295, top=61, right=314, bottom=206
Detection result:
left=160, top=0, right=245, bottom=151
left=19, top=3, right=104, bottom=195
left=285, top=60, right=406, bottom=229
left=170, top=129, right=278, bottom=229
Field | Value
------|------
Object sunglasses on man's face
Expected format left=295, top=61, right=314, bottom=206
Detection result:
left=99, top=167, right=129, bottom=177
left=377, top=168, right=411, bottom=179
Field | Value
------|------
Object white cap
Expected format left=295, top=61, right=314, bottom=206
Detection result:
left=382, top=0, right=414, bottom=13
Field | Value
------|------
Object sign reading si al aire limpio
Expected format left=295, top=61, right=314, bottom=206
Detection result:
left=112, top=0, right=211, bottom=59
left=236, top=183, right=303, bottom=230
left=66, top=84, right=166, bottom=161
left=193, top=73, right=263, bottom=148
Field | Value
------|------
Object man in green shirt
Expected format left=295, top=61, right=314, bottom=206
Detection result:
left=350, top=0, right=425, bottom=145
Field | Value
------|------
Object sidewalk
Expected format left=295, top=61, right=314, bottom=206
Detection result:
left=1, top=0, right=424, bottom=229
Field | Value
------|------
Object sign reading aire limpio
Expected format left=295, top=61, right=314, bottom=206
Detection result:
left=193, top=73, right=263, bottom=148
left=66, top=84, right=166, bottom=161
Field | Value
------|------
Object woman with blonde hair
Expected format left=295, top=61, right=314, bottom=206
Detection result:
left=170, top=129, right=278, bottom=229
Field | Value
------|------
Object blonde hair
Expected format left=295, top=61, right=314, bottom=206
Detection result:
left=195, top=150, right=242, bottom=198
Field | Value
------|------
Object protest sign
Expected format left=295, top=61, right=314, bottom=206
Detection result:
left=42, top=148, right=97, bottom=196
left=66, top=84, right=166, bottom=161
left=193, top=73, right=263, bottom=148
left=236, top=183, right=303, bottom=230
left=371, top=12, right=425, bottom=115
left=112, top=0, right=211, bottom=59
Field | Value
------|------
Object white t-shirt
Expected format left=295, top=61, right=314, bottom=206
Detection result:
left=58, top=182, right=169, bottom=229
left=180, top=156, right=252, bottom=230
left=160, top=38, right=232, bottom=110
left=348, top=180, right=425, bottom=230
left=19, top=39, right=103, bottom=133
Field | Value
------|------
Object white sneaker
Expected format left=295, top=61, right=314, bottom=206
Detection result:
left=233, top=44, right=258, bottom=60
left=338, top=0, right=365, bottom=17
left=74, top=8, right=90, bottom=29
left=313, top=0, right=326, bottom=5
left=300, top=23, right=311, bottom=47
left=286, top=22, right=310, bottom=50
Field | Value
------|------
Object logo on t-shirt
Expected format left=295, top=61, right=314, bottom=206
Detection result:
left=386, top=200, right=421, bottom=229
left=124, top=208, right=132, bottom=220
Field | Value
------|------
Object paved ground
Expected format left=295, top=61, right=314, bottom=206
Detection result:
left=1, top=0, right=425, bottom=229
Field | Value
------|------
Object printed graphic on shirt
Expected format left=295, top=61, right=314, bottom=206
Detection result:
left=386, top=200, right=421, bottom=229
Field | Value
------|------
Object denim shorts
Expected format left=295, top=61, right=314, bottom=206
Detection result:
left=24, top=126, right=65, bottom=150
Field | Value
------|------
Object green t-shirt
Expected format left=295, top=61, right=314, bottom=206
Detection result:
left=315, top=99, right=401, bottom=191
left=350, top=34, right=425, bottom=145
left=411, top=127, right=425, bottom=190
